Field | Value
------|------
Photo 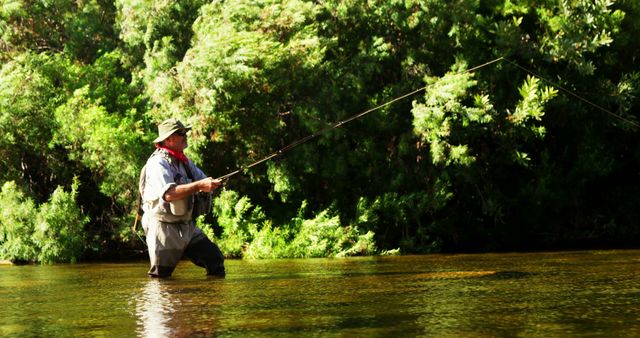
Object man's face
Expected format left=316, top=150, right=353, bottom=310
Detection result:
left=164, top=129, right=188, bottom=151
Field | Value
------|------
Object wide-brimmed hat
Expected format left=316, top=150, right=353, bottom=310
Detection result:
left=153, top=118, right=191, bottom=143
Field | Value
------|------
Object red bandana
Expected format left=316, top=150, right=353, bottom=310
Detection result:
left=155, top=144, right=189, bottom=163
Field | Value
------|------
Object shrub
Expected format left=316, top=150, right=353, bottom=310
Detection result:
left=285, top=205, right=376, bottom=258
left=0, top=181, right=38, bottom=262
left=33, top=178, right=89, bottom=264
left=203, top=192, right=376, bottom=259
left=0, top=179, right=88, bottom=263
left=208, top=189, right=267, bottom=258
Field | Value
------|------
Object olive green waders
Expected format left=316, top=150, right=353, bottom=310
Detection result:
left=145, top=219, right=225, bottom=278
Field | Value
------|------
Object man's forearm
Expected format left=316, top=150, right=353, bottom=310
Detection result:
left=163, top=177, right=221, bottom=201
left=163, top=181, right=201, bottom=202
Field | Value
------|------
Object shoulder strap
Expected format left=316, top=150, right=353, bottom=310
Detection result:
left=182, top=160, right=195, bottom=181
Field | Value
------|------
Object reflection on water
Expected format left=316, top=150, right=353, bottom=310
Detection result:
left=1, top=250, right=640, bottom=337
left=134, top=278, right=225, bottom=337
left=136, top=280, right=175, bottom=338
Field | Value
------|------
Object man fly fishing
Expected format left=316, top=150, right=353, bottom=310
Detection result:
left=138, top=118, right=225, bottom=278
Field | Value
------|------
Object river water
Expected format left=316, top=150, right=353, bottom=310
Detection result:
left=1, top=250, right=639, bottom=337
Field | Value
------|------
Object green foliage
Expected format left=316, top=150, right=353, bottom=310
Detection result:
left=203, top=191, right=375, bottom=259
left=266, top=161, right=299, bottom=202
left=535, top=0, right=623, bottom=74
left=116, top=0, right=206, bottom=61
left=0, top=52, right=57, bottom=168
left=412, top=63, right=493, bottom=166
left=0, top=181, right=38, bottom=262
left=32, top=178, right=89, bottom=264
left=0, top=52, right=69, bottom=201
left=0, top=49, right=147, bottom=256
left=1, top=0, right=640, bottom=260
left=0, top=179, right=88, bottom=263
left=283, top=205, right=376, bottom=258
left=52, top=85, right=146, bottom=204
left=355, top=189, right=448, bottom=253
left=0, top=0, right=116, bottom=62
left=241, top=222, right=289, bottom=259
left=510, top=75, right=558, bottom=132
left=209, top=189, right=268, bottom=258
left=168, top=0, right=325, bottom=166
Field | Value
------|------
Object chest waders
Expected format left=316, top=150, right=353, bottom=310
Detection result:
left=138, top=149, right=225, bottom=278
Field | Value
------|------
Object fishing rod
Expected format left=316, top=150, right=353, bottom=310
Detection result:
left=136, top=56, right=630, bottom=246
left=215, top=56, right=635, bottom=182
left=215, top=57, right=506, bottom=181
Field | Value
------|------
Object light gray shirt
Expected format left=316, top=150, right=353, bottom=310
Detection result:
left=141, top=149, right=207, bottom=225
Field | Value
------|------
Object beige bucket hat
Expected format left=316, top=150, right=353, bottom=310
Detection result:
left=153, top=118, right=191, bottom=143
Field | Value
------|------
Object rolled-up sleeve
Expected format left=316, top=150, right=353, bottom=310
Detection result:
left=144, top=159, right=176, bottom=202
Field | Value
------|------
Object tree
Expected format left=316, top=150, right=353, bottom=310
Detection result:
left=1, top=0, right=639, bottom=260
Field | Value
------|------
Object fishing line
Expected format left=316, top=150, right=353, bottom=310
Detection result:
left=135, top=57, right=636, bottom=247
left=215, top=57, right=505, bottom=180
left=215, top=56, right=636, bottom=180
left=502, top=57, right=639, bottom=128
